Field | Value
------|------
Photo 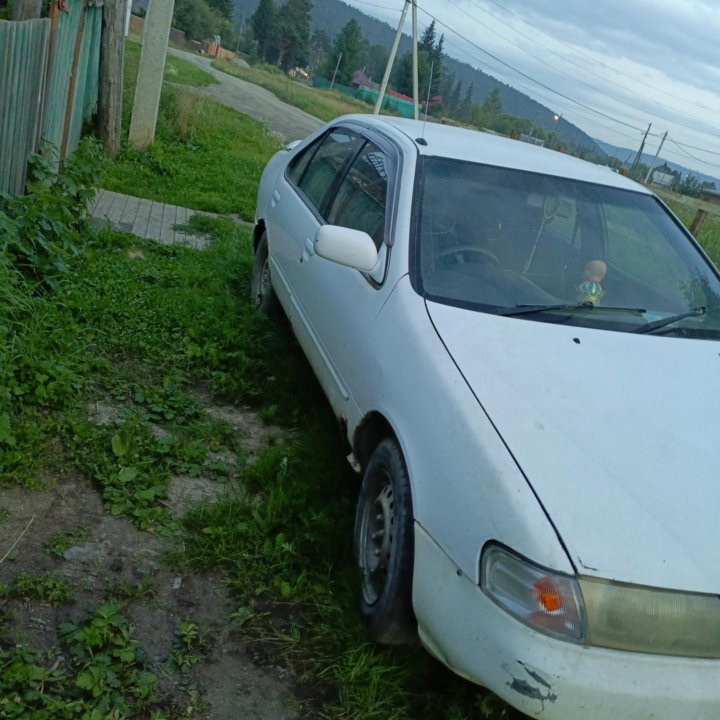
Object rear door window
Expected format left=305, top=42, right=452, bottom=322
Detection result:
left=292, top=130, right=364, bottom=215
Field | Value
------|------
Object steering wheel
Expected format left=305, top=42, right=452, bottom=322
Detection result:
left=438, top=245, right=500, bottom=266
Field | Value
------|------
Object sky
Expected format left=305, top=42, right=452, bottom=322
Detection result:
left=341, top=0, right=720, bottom=178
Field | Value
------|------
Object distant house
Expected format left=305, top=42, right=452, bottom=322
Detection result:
left=651, top=170, right=676, bottom=188
left=351, top=70, right=376, bottom=91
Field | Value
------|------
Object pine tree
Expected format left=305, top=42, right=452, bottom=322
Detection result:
left=205, top=0, right=233, bottom=22
left=482, top=88, right=502, bottom=118
left=275, top=0, right=313, bottom=71
left=448, top=78, right=462, bottom=112
left=250, top=0, right=277, bottom=61
left=322, top=19, right=364, bottom=85
left=459, top=82, right=475, bottom=121
left=309, top=28, right=331, bottom=75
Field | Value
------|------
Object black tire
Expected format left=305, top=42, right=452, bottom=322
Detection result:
left=251, top=232, right=277, bottom=315
left=354, top=438, right=416, bottom=645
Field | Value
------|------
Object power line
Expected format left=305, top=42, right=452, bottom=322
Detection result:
left=439, top=34, right=645, bottom=145
left=349, top=0, right=720, bottom=174
left=666, top=137, right=720, bottom=171
left=445, top=0, right=716, bottom=130
left=475, top=0, right=714, bottom=111
left=416, top=4, right=649, bottom=133
left=667, top=137, right=720, bottom=158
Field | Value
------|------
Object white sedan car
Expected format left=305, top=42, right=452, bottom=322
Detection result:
left=252, top=114, right=720, bottom=719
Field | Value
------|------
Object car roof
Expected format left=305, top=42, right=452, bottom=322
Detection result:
left=338, top=114, right=650, bottom=194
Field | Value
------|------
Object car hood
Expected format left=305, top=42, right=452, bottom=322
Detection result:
left=427, top=300, right=720, bottom=593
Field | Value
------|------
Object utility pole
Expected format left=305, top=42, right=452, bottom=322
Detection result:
left=411, top=0, right=418, bottom=119
left=330, top=52, right=342, bottom=89
left=643, top=131, right=668, bottom=184
left=374, top=0, right=411, bottom=114
left=630, top=123, right=652, bottom=173
left=128, top=0, right=175, bottom=149
left=374, top=0, right=419, bottom=118
left=97, top=0, right=125, bottom=155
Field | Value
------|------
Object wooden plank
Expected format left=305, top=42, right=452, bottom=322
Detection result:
left=118, top=195, right=142, bottom=233
left=91, top=189, right=114, bottom=219
left=159, top=202, right=177, bottom=244
left=104, top=191, right=129, bottom=227
left=145, top=200, right=164, bottom=241
left=131, top=198, right=153, bottom=238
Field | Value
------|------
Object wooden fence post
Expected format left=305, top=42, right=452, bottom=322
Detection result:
left=97, top=0, right=124, bottom=155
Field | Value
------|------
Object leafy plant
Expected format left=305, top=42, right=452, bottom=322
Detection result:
left=0, top=138, right=102, bottom=289
left=13, top=571, right=74, bottom=606
left=43, top=525, right=88, bottom=557
left=169, top=620, right=203, bottom=673
left=0, top=603, right=167, bottom=717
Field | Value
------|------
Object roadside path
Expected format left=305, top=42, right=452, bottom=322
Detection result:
left=167, top=48, right=323, bottom=142
left=89, top=189, right=251, bottom=247
left=92, top=51, right=324, bottom=240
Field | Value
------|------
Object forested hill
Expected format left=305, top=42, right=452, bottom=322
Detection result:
left=234, top=0, right=601, bottom=152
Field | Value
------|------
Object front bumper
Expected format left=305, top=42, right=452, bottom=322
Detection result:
left=413, top=524, right=720, bottom=719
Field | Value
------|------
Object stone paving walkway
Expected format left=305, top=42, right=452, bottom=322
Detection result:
left=90, top=189, right=216, bottom=248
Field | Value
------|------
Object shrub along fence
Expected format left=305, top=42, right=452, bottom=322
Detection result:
left=0, top=0, right=102, bottom=196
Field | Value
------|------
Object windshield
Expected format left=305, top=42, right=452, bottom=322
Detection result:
left=413, top=157, right=720, bottom=337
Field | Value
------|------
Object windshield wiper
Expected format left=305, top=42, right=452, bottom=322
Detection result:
left=633, top=307, right=706, bottom=334
left=499, top=302, right=646, bottom=318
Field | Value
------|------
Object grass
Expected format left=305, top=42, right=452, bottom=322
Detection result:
left=7, top=41, right=720, bottom=720
left=665, top=199, right=720, bottom=264
left=0, top=145, right=516, bottom=720
left=124, top=40, right=217, bottom=89
left=103, top=40, right=280, bottom=217
left=211, top=59, right=374, bottom=122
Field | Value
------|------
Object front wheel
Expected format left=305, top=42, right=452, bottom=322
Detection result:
left=354, top=438, right=416, bottom=645
left=251, top=232, right=277, bottom=315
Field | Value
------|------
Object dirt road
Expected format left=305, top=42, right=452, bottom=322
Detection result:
left=167, top=48, right=323, bottom=142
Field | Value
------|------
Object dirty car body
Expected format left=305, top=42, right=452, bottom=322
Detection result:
left=252, top=114, right=720, bottom=719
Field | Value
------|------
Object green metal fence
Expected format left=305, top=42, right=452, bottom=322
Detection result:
left=0, top=0, right=102, bottom=196
left=44, top=0, right=102, bottom=159
left=312, top=76, right=415, bottom=119
left=0, top=18, right=51, bottom=195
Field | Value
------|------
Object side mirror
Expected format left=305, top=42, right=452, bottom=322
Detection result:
left=315, top=225, right=379, bottom=272
left=286, top=140, right=302, bottom=151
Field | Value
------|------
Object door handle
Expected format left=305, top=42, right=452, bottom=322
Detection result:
left=271, top=190, right=280, bottom=207
left=301, top=237, right=315, bottom=263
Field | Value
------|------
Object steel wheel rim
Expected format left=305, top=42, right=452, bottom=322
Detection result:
left=255, top=254, right=271, bottom=307
left=360, top=471, right=394, bottom=605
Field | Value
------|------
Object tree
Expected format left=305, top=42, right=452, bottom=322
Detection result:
left=676, top=173, right=702, bottom=198
left=205, top=0, right=232, bottom=22
left=481, top=88, right=502, bottom=118
left=392, top=49, right=430, bottom=98
left=419, top=21, right=443, bottom=96
left=250, top=0, right=277, bottom=61
left=320, top=19, right=364, bottom=85
left=458, top=82, right=474, bottom=122
left=309, top=28, right=332, bottom=75
left=275, top=0, right=312, bottom=71
left=447, top=77, right=462, bottom=113
left=363, top=43, right=389, bottom=84
left=174, top=0, right=233, bottom=43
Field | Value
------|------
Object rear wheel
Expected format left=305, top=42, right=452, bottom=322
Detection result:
left=251, top=232, right=277, bottom=315
left=354, top=438, right=416, bottom=645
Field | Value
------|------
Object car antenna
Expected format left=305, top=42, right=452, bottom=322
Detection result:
left=417, top=59, right=434, bottom=147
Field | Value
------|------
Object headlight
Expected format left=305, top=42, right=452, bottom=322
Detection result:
left=482, top=545, right=720, bottom=657
left=580, top=577, right=720, bottom=658
left=481, top=544, right=585, bottom=642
